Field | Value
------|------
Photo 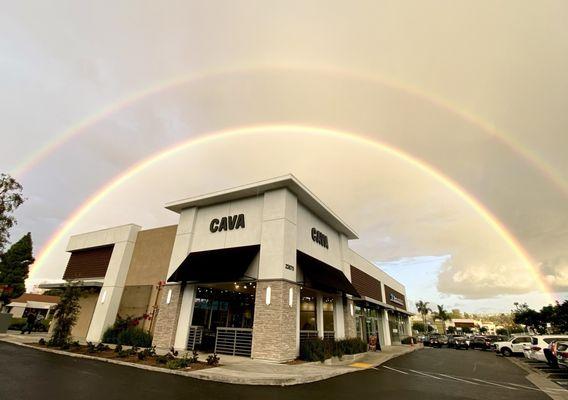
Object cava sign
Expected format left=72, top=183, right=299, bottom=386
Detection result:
left=210, top=214, right=246, bottom=232
left=311, top=227, right=329, bottom=249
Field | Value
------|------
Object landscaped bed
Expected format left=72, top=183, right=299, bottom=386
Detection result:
left=34, top=340, right=220, bottom=371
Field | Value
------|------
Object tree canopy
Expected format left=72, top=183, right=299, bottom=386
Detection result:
left=0, top=232, right=34, bottom=304
left=513, top=301, right=568, bottom=334
left=0, top=174, right=24, bottom=251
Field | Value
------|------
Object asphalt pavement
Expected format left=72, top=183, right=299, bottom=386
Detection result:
left=0, top=342, right=556, bottom=400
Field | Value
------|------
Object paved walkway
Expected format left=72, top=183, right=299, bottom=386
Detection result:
left=0, top=332, right=421, bottom=385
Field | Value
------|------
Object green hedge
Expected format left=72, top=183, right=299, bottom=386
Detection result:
left=102, top=326, right=152, bottom=347
left=299, top=338, right=368, bottom=362
left=9, top=317, right=50, bottom=332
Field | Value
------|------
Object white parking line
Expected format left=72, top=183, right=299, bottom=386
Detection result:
left=470, top=378, right=518, bottom=390
left=437, top=373, right=480, bottom=385
left=409, top=369, right=443, bottom=380
left=382, top=366, right=408, bottom=375
left=504, top=382, right=542, bottom=391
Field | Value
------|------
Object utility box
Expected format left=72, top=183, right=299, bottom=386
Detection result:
left=0, top=313, right=12, bottom=333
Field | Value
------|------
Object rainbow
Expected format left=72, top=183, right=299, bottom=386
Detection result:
left=11, top=64, right=568, bottom=198
left=29, top=124, right=558, bottom=304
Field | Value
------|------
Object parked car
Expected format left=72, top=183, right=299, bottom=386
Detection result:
left=470, top=335, right=507, bottom=351
left=454, top=336, right=469, bottom=350
left=493, top=335, right=532, bottom=357
left=522, top=343, right=532, bottom=359
left=447, top=335, right=458, bottom=348
left=430, top=335, right=449, bottom=348
left=555, top=341, right=568, bottom=368
left=530, top=335, right=568, bottom=362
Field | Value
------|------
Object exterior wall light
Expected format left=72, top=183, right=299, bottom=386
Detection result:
left=288, top=287, right=293, bottom=307
left=266, top=286, right=271, bottom=305
left=349, top=302, right=354, bottom=316
left=100, top=290, right=107, bottom=304
left=166, top=288, right=172, bottom=304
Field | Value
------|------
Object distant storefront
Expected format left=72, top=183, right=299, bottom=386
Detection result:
left=44, top=175, right=412, bottom=362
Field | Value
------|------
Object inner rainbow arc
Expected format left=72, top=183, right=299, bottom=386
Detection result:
left=29, top=124, right=556, bottom=304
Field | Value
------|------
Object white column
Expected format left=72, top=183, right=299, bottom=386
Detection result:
left=405, top=316, right=412, bottom=336
left=382, top=309, right=392, bottom=346
left=86, top=225, right=140, bottom=342
left=334, top=295, right=345, bottom=339
left=173, top=284, right=197, bottom=351
left=316, top=293, right=324, bottom=338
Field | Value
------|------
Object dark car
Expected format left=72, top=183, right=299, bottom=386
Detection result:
left=453, top=336, right=469, bottom=350
left=471, top=335, right=507, bottom=351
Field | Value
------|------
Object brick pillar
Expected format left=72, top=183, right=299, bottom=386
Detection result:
left=152, top=283, right=183, bottom=350
left=251, top=280, right=298, bottom=362
left=343, top=298, right=357, bottom=338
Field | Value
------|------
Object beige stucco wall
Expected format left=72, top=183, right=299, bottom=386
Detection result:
left=72, top=291, right=99, bottom=340
left=122, top=225, right=177, bottom=331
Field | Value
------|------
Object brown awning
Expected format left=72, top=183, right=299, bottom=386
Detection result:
left=167, top=245, right=260, bottom=283
left=63, top=245, right=114, bottom=280
left=297, top=251, right=359, bottom=296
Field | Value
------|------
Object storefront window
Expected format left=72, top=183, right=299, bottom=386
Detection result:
left=322, top=296, right=334, bottom=331
left=300, top=291, right=317, bottom=331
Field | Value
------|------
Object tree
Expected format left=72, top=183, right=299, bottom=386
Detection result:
left=447, top=326, right=456, bottom=334
left=49, top=282, right=81, bottom=347
left=412, top=321, right=426, bottom=333
left=496, top=328, right=508, bottom=336
left=415, top=301, right=431, bottom=333
left=435, top=305, right=451, bottom=334
left=479, top=326, right=488, bottom=334
left=462, top=327, right=472, bottom=334
left=0, top=233, right=34, bottom=304
left=0, top=174, right=24, bottom=251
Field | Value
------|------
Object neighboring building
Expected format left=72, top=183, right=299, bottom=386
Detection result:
left=43, top=175, right=412, bottom=362
left=3, top=293, right=60, bottom=318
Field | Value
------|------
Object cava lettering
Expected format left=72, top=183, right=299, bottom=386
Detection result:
left=210, top=214, right=246, bottom=232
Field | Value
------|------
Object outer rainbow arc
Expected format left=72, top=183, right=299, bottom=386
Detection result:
left=29, top=124, right=556, bottom=304
left=11, top=64, right=568, bottom=198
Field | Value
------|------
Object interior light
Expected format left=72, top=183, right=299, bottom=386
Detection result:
left=100, top=290, right=107, bottom=304
left=289, top=287, right=293, bottom=307
left=350, top=302, right=354, bottom=316
left=266, top=286, right=271, bottom=305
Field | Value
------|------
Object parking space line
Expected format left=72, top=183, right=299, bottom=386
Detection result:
left=381, top=366, right=408, bottom=375
left=409, top=369, right=443, bottom=380
left=470, top=378, right=518, bottom=390
left=437, top=373, right=480, bottom=385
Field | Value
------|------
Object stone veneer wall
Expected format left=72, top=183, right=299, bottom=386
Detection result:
left=343, top=298, right=357, bottom=338
left=251, top=280, right=298, bottom=362
left=152, top=283, right=183, bottom=349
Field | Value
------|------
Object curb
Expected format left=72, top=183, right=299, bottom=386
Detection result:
left=0, top=338, right=420, bottom=386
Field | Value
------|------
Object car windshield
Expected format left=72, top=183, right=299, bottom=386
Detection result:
left=544, top=337, right=568, bottom=344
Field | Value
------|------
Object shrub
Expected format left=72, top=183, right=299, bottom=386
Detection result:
left=401, top=336, right=417, bottom=345
left=38, top=338, right=46, bottom=345
left=137, top=346, right=156, bottom=360
left=206, top=353, right=220, bottom=366
left=166, top=356, right=191, bottom=370
left=156, top=354, right=174, bottom=365
left=86, top=342, right=96, bottom=353
left=8, top=318, right=26, bottom=330
left=114, top=344, right=123, bottom=353
left=189, top=350, right=199, bottom=363
left=117, top=350, right=130, bottom=358
left=102, top=317, right=153, bottom=347
left=71, top=341, right=80, bottom=348
left=299, top=338, right=368, bottom=362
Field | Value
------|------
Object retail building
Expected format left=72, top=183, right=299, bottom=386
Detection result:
left=48, top=175, right=412, bottom=362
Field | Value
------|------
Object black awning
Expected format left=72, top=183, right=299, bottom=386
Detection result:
left=297, top=251, right=360, bottom=296
left=167, top=244, right=260, bottom=283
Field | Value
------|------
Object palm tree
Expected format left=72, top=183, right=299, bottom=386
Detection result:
left=415, top=301, right=431, bottom=333
left=435, top=305, right=451, bottom=334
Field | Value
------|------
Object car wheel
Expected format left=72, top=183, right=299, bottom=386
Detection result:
left=501, top=348, right=513, bottom=357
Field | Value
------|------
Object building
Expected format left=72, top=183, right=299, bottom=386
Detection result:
left=3, top=293, right=60, bottom=318
left=46, top=175, right=411, bottom=362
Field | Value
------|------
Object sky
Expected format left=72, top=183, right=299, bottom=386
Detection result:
left=1, top=1, right=567, bottom=313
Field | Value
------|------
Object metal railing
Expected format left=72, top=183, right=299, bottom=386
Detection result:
left=300, top=330, right=319, bottom=342
left=215, top=327, right=253, bottom=357
left=323, top=331, right=335, bottom=341
left=187, top=325, right=203, bottom=350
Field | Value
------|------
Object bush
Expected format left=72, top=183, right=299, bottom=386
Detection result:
left=38, top=338, right=46, bottom=345
left=401, top=336, right=417, bottom=345
left=206, top=353, right=220, bottom=366
left=8, top=318, right=26, bottom=330
left=299, top=338, right=368, bottom=362
left=102, top=315, right=153, bottom=347
left=156, top=354, right=175, bottom=365
left=166, top=356, right=191, bottom=370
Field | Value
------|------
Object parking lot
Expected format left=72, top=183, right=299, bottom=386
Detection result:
left=1, top=341, right=564, bottom=400
left=515, top=354, right=568, bottom=390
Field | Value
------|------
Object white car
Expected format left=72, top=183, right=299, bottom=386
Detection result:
left=493, top=335, right=532, bottom=357
left=522, top=343, right=532, bottom=359
left=530, top=335, right=568, bottom=362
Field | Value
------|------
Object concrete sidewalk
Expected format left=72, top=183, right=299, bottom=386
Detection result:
left=0, top=333, right=421, bottom=386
